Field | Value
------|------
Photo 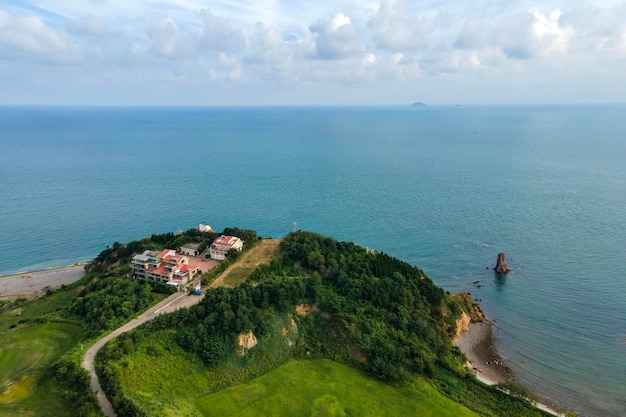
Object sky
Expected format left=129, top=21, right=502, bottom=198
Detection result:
left=1, top=0, right=625, bottom=105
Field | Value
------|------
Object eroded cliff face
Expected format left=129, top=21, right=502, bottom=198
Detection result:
left=237, top=330, right=258, bottom=356
left=454, top=312, right=472, bottom=343
left=450, top=292, right=485, bottom=343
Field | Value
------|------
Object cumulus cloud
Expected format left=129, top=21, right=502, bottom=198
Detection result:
left=197, top=9, right=245, bottom=52
left=498, top=9, right=574, bottom=59
left=367, top=0, right=431, bottom=51
left=454, top=18, right=487, bottom=50
left=3, top=1, right=626, bottom=104
left=309, top=12, right=363, bottom=59
left=244, top=22, right=286, bottom=64
left=66, top=14, right=112, bottom=37
left=146, top=17, right=181, bottom=57
left=0, top=11, right=69, bottom=61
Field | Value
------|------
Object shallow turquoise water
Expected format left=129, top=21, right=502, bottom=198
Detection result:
left=1, top=105, right=624, bottom=416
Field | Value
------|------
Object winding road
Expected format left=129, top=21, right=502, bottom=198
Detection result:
left=81, top=240, right=280, bottom=417
left=81, top=291, right=205, bottom=417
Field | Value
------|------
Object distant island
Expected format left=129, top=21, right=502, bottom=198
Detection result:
left=410, top=102, right=426, bottom=107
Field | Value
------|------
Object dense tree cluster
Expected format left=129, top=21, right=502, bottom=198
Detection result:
left=222, top=227, right=258, bottom=244
left=54, top=359, right=102, bottom=417
left=68, top=277, right=167, bottom=332
left=147, top=231, right=456, bottom=383
left=279, top=231, right=449, bottom=380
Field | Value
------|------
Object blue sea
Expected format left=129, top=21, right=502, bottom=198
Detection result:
left=1, top=105, right=625, bottom=416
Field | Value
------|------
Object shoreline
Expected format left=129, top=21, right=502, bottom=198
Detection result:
left=455, top=320, right=566, bottom=417
left=0, top=264, right=87, bottom=299
left=455, top=320, right=512, bottom=385
left=0, top=263, right=87, bottom=280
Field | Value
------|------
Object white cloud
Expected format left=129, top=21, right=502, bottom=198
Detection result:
left=66, top=14, right=112, bottom=37
left=244, top=22, right=287, bottom=64
left=197, top=9, right=245, bottom=52
left=454, top=18, right=487, bottom=50
left=309, top=12, right=364, bottom=59
left=146, top=17, right=181, bottom=57
left=367, top=0, right=431, bottom=51
left=0, top=11, right=70, bottom=61
left=2, top=1, right=626, bottom=104
left=498, top=9, right=574, bottom=59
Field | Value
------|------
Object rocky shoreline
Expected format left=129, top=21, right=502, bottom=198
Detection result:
left=455, top=319, right=566, bottom=416
left=455, top=319, right=513, bottom=384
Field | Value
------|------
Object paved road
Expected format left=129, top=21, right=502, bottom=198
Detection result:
left=81, top=291, right=205, bottom=417
left=81, top=241, right=278, bottom=417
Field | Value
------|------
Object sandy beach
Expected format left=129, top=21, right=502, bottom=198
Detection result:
left=0, top=265, right=86, bottom=299
left=455, top=320, right=566, bottom=417
left=455, top=320, right=512, bottom=385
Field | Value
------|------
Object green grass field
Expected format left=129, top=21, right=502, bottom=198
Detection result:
left=0, top=290, right=77, bottom=332
left=107, top=328, right=479, bottom=417
left=0, top=322, right=84, bottom=417
left=195, top=359, right=480, bottom=417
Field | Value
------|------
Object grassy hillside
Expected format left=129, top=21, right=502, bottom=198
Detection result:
left=98, top=329, right=480, bottom=417
left=0, top=323, right=84, bottom=417
left=196, top=359, right=480, bottom=417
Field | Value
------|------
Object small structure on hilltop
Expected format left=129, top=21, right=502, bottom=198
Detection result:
left=494, top=252, right=511, bottom=275
left=209, top=235, right=243, bottom=260
left=180, top=242, right=201, bottom=257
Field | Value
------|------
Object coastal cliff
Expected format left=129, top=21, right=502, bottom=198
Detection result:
left=449, top=292, right=485, bottom=343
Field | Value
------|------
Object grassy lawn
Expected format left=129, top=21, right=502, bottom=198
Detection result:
left=105, top=332, right=210, bottom=417
left=110, top=330, right=478, bottom=417
left=212, top=239, right=281, bottom=288
left=195, top=359, right=480, bottom=417
left=0, top=322, right=85, bottom=417
left=0, top=290, right=77, bottom=332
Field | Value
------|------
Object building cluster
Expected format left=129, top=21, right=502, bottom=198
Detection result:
left=131, top=249, right=199, bottom=289
left=130, top=232, right=244, bottom=289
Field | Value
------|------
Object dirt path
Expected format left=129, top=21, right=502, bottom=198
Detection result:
left=209, top=239, right=281, bottom=288
left=82, top=239, right=281, bottom=417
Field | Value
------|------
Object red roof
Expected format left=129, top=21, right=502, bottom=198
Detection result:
left=180, top=264, right=198, bottom=273
left=213, top=235, right=240, bottom=248
left=158, top=249, right=172, bottom=259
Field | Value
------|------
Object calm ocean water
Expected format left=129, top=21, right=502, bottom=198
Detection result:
left=1, top=105, right=625, bottom=416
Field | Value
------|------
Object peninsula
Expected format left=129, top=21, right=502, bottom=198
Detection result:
left=0, top=227, right=565, bottom=417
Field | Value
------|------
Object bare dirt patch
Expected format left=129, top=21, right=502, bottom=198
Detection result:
left=210, top=239, right=282, bottom=288
left=295, top=303, right=320, bottom=316
left=186, top=255, right=219, bottom=275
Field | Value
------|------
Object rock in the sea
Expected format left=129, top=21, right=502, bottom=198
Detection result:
left=494, top=252, right=511, bottom=275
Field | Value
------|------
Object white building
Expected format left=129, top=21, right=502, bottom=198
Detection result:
left=198, top=223, right=214, bottom=233
left=209, top=235, right=243, bottom=260
left=180, top=242, right=201, bottom=256
left=131, top=249, right=199, bottom=289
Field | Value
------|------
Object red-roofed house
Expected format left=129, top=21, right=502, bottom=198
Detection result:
left=131, top=249, right=199, bottom=289
left=209, top=235, right=243, bottom=260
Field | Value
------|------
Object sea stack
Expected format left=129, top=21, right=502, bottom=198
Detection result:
left=494, top=252, right=511, bottom=275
